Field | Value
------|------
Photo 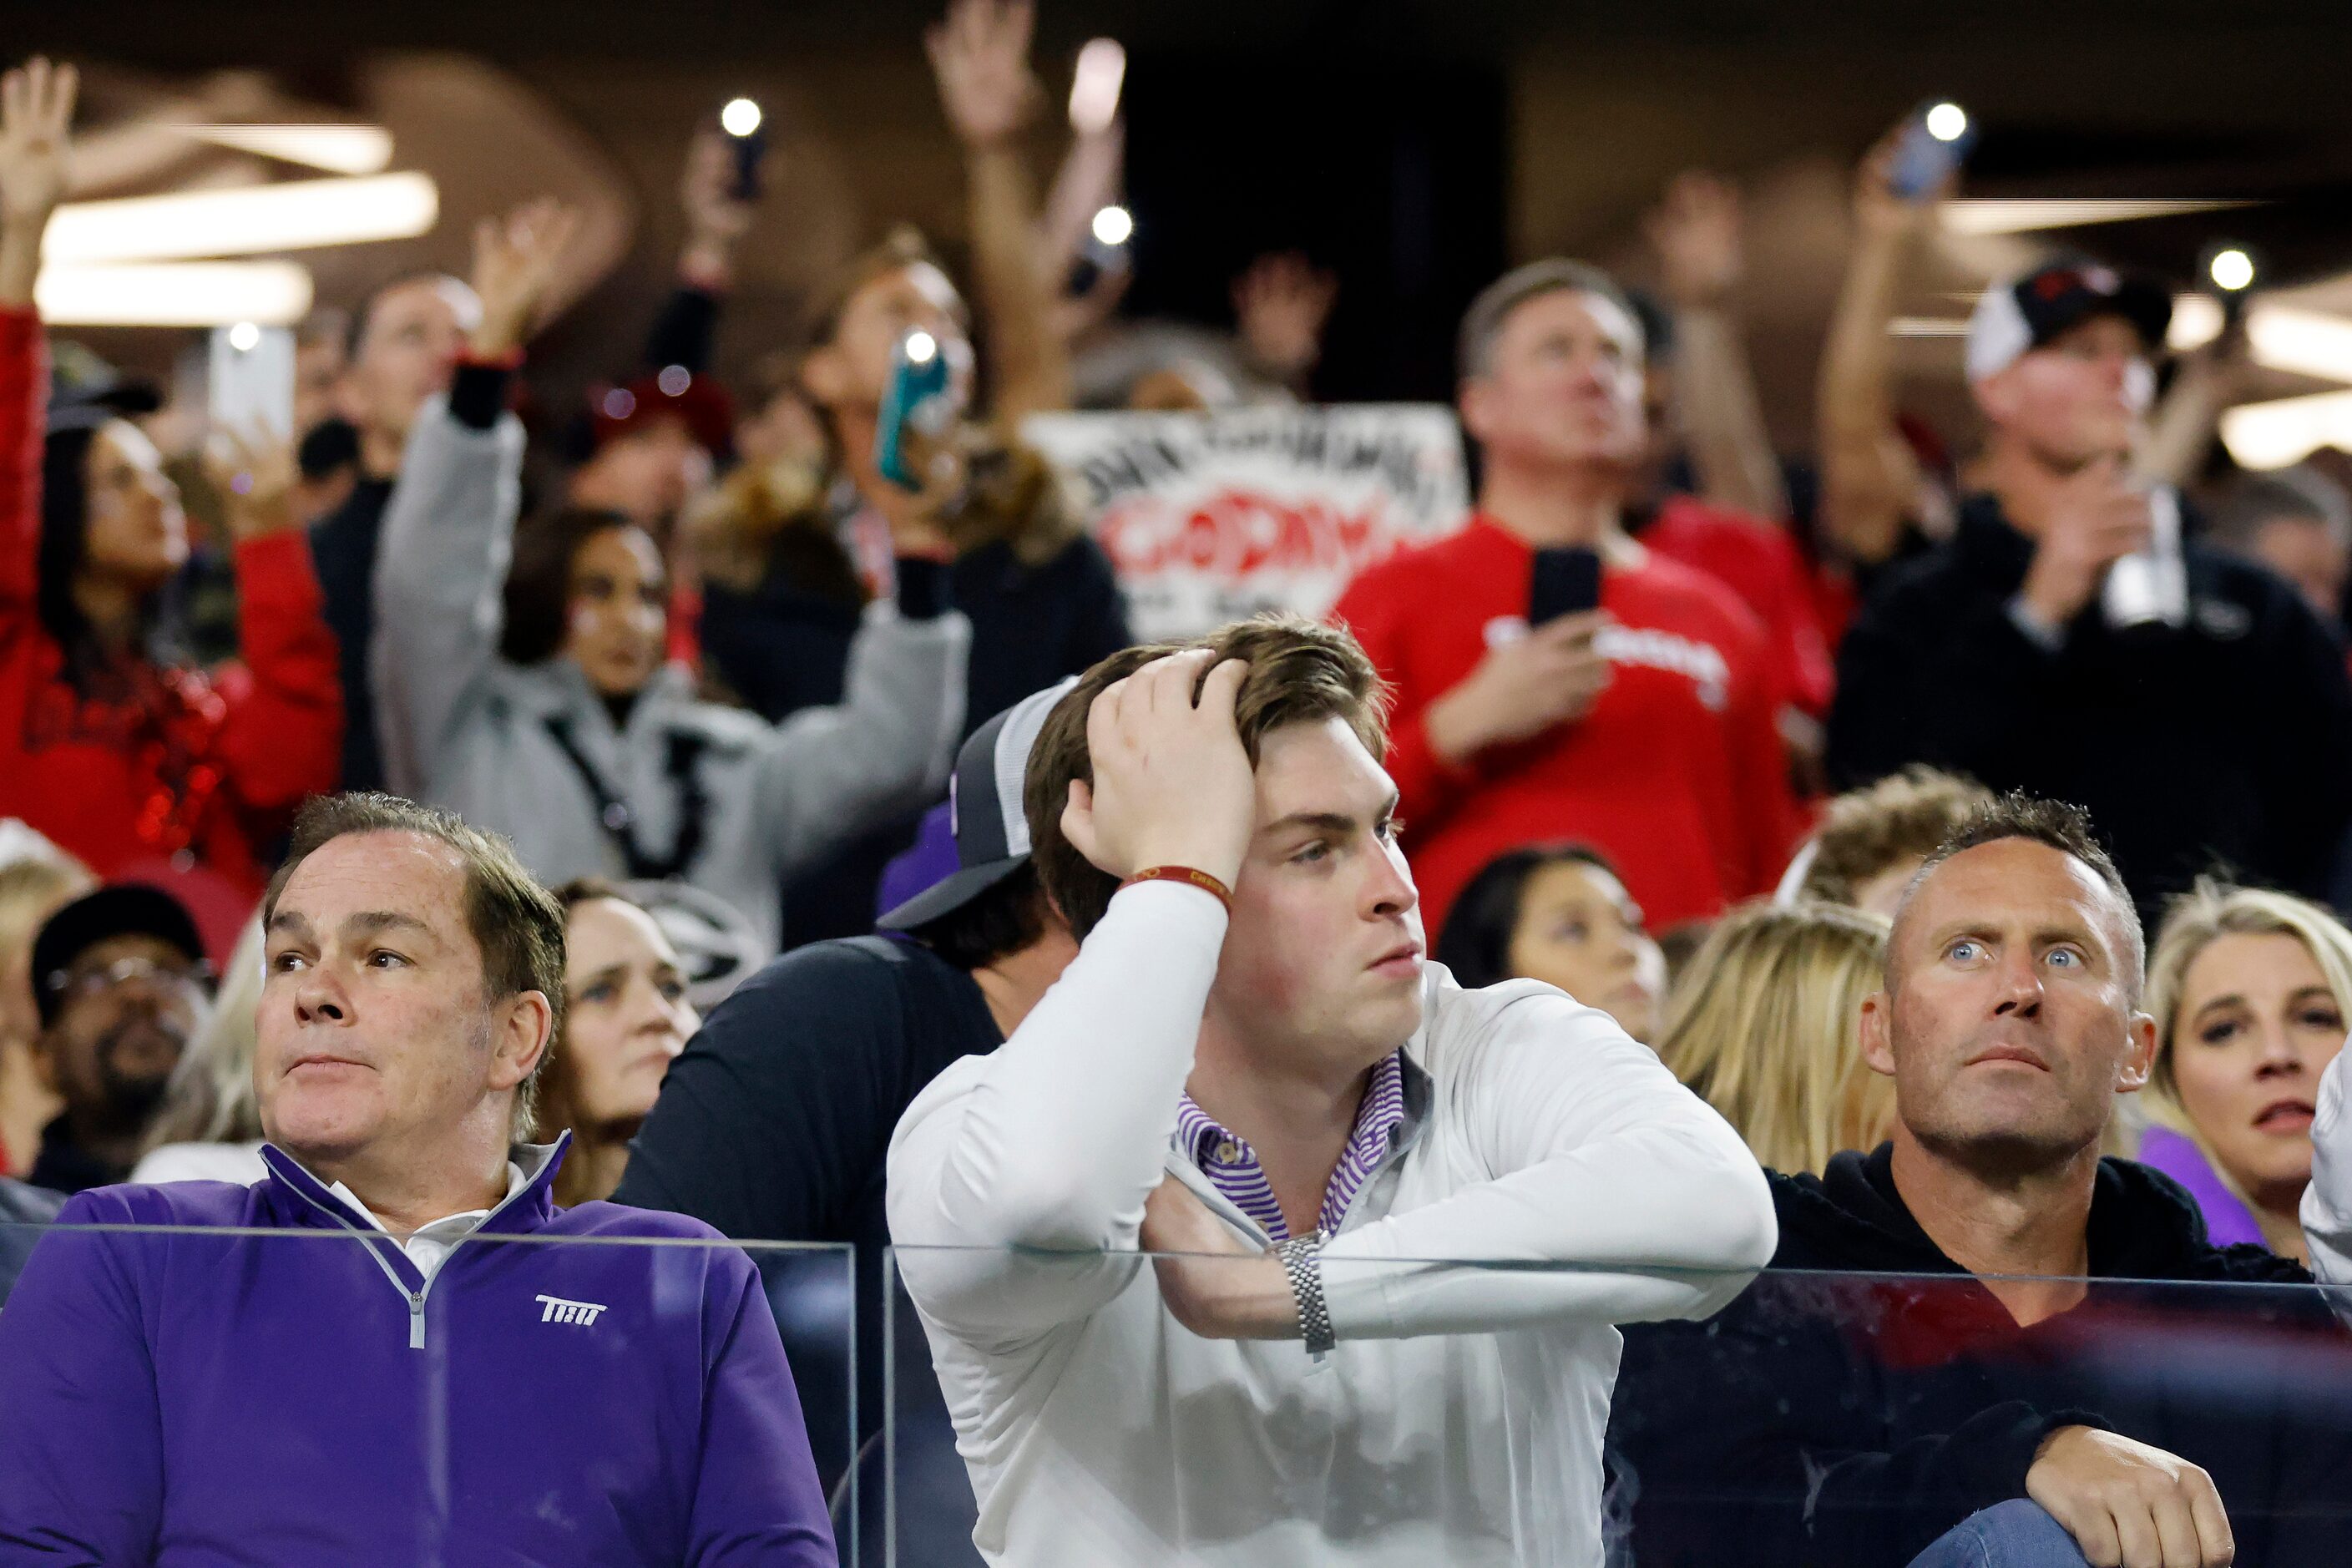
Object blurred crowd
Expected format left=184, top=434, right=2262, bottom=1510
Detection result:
left=3, top=5, right=2352, bottom=1565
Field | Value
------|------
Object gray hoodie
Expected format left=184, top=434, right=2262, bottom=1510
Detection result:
left=372, top=397, right=968, bottom=955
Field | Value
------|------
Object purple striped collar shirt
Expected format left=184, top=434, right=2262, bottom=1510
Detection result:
left=1173, top=1051, right=1409, bottom=1242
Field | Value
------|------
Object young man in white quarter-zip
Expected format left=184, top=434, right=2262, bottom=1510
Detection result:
left=886, top=614, right=1778, bottom=1568
left=0, top=792, right=837, bottom=1563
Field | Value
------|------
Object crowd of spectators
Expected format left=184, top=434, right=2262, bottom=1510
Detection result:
left=4, top=11, right=2352, bottom=1565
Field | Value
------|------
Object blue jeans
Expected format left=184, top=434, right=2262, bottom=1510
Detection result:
left=1908, top=1500, right=2092, bottom=1568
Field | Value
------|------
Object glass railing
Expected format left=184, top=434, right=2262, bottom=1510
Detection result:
left=882, top=1245, right=2352, bottom=1568
left=0, top=1218, right=857, bottom=1564
left=7, top=1220, right=2349, bottom=1565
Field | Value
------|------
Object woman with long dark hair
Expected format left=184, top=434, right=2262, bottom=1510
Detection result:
left=0, top=62, right=338, bottom=941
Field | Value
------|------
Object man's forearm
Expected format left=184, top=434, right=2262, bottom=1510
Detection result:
left=967, top=144, right=1070, bottom=427
left=1674, top=307, right=1791, bottom=523
left=894, top=882, right=1225, bottom=1252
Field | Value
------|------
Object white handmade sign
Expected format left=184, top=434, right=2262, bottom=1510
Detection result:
left=1022, top=405, right=1470, bottom=640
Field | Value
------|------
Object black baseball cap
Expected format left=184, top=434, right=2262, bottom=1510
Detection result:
left=1965, top=259, right=2174, bottom=381
left=878, top=677, right=1079, bottom=933
left=31, top=883, right=209, bottom=1029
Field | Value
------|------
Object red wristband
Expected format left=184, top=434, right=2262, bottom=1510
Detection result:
left=1120, top=866, right=1233, bottom=911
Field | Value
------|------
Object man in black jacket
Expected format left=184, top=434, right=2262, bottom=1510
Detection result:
left=1610, top=795, right=2351, bottom=1568
left=615, top=681, right=1077, bottom=1566
left=1827, top=261, right=2352, bottom=922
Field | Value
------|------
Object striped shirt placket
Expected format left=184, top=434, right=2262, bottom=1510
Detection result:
left=1176, top=1051, right=1409, bottom=1242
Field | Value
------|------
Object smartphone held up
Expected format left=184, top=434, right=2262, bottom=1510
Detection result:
left=1889, top=99, right=1974, bottom=202
left=877, top=326, right=974, bottom=493
left=208, top=321, right=296, bottom=441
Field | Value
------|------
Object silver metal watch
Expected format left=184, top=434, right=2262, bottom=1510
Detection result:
left=1277, top=1230, right=1336, bottom=1354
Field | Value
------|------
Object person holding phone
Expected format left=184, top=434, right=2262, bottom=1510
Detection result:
left=370, top=200, right=970, bottom=961
left=0, top=59, right=339, bottom=958
left=1826, top=260, right=2352, bottom=924
left=1332, top=258, right=1802, bottom=945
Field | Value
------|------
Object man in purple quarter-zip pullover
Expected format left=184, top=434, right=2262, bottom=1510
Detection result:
left=0, top=792, right=837, bottom=1566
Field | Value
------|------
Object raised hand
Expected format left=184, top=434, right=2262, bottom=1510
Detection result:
left=1854, top=123, right=1950, bottom=245
left=0, top=57, right=78, bottom=308
left=927, top=0, right=1040, bottom=151
left=679, top=128, right=756, bottom=281
left=1234, top=252, right=1338, bottom=383
left=1060, top=650, right=1257, bottom=891
left=205, top=424, right=301, bottom=543
left=468, top=198, right=584, bottom=358
left=1645, top=170, right=1743, bottom=310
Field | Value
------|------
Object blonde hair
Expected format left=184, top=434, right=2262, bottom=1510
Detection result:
left=1656, top=901, right=1894, bottom=1176
left=0, top=839, right=94, bottom=964
left=140, top=913, right=266, bottom=1152
left=1798, top=766, right=1991, bottom=907
left=2142, top=878, right=2352, bottom=1141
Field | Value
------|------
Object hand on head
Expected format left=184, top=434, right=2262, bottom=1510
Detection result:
left=1060, top=650, right=1256, bottom=892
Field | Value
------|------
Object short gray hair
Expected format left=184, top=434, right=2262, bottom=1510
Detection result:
left=1457, top=258, right=1643, bottom=380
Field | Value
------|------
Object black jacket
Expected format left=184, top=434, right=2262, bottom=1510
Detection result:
left=1608, top=1145, right=2349, bottom=1566
left=306, top=476, right=395, bottom=792
left=1827, top=494, right=2352, bottom=919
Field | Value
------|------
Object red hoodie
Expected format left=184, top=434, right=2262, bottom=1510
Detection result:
left=1333, top=514, right=1801, bottom=940
left=0, top=307, right=341, bottom=951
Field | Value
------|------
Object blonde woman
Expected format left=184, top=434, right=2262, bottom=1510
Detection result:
left=0, top=824, right=93, bottom=1176
left=131, top=913, right=268, bottom=1185
left=1654, top=900, right=1893, bottom=1176
left=2139, top=879, right=2352, bottom=1261
left=534, top=879, right=701, bottom=1206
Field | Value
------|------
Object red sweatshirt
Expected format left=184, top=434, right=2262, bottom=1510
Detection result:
left=1333, top=515, right=1801, bottom=940
left=0, top=307, right=341, bottom=951
left=1638, top=493, right=1836, bottom=721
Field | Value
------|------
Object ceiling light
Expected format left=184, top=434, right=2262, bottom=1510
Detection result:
left=2208, top=248, right=2256, bottom=292
left=1941, top=197, right=2257, bottom=236
left=2220, top=388, right=2352, bottom=470
left=1091, top=205, right=1134, bottom=246
left=721, top=99, right=762, bottom=138
left=35, top=260, right=313, bottom=326
left=43, top=172, right=438, bottom=265
left=179, top=124, right=393, bottom=175
left=1889, top=316, right=1972, bottom=337
left=1925, top=104, right=1969, bottom=143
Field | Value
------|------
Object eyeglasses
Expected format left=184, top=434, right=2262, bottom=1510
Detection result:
left=43, top=954, right=215, bottom=1006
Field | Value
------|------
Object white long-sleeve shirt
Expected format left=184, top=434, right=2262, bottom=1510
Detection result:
left=885, top=880, right=1777, bottom=1566
left=2304, top=1048, right=2351, bottom=1303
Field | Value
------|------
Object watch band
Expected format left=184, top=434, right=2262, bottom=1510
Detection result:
left=1277, top=1231, right=1336, bottom=1354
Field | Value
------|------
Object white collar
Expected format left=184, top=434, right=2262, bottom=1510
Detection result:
left=323, top=1159, right=527, bottom=1242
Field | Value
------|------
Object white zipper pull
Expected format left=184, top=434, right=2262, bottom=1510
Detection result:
left=408, top=1289, right=426, bottom=1350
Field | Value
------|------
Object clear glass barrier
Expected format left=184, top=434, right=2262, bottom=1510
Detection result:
left=0, top=1219, right=855, bottom=1564
left=884, top=1245, right=2352, bottom=1567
